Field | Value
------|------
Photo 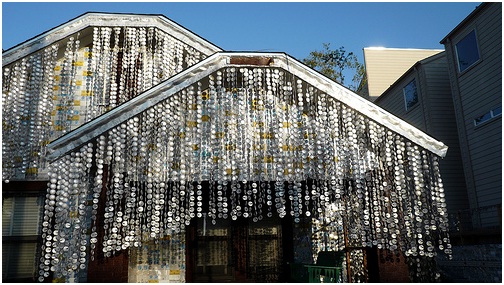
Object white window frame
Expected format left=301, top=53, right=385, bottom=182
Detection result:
left=474, top=106, right=502, bottom=127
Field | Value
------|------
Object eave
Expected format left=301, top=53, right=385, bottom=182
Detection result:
left=440, top=2, right=486, bottom=44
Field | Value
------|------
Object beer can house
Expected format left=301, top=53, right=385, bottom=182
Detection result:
left=2, top=13, right=452, bottom=282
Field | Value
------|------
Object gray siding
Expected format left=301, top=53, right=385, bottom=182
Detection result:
left=374, top=54, right=469, bottom=215
left=374, top=72, right=426, bottom=130
left=421, top=57, right=470, bottom=215
left=443, top=3, right=502, bottom=227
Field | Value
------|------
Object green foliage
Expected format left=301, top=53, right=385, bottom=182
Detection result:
left=303, top=43, right=365, bottom=91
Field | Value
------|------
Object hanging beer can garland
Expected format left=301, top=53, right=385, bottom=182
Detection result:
left=1, top=18, right=452, bottom=283
left=38, top=64, right=452, bottom=280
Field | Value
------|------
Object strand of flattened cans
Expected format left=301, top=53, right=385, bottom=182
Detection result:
left=38, top=143, right=92, bottom=282
left=36, top=66, right=452, bottom=280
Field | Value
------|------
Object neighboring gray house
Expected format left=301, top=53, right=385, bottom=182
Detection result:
left=372, top=52, right=470, bottom=221
left=365, top=2, right=502, bottom=235
left=441, top=2, right=502, bottom=230
left=364, top=2, right=501, bottom=282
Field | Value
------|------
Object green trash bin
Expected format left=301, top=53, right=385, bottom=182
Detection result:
left=304, top=251, right=345, bottom=283
left=306, top=265, right=342, bottom=283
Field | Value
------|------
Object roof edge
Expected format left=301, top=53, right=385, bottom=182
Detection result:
left=271, top=53, right=448, bottom=157
left=440, top=2, right=486, bottom=44
left=3, top=12, right=222, bottom=66
left=363, top=47, right=444, bottom=52
left=46, top=52, right=226, bottom=161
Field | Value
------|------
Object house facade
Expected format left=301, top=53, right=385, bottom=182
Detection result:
left=2, top=13, right=222, bottom=282
left=440, top=2, right=502, bottom=230
left=363, top=2, right=501, bottom=282
left=3, top=12, right=453, bottom=283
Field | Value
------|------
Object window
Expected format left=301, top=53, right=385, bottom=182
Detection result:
left=455, top=29, right=480, bottom=72
left=474, top=106, right=502, bottom=127
left=2, top=196, right=43, bottom=282
left=403, top=79, right=418, bottom=111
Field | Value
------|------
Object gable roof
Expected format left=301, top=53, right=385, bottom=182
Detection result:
left=2, top=12, right=222, bottom=66
left=46, top=51, right=448, bottom=161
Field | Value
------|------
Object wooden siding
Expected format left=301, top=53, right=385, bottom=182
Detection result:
left=421, top=56, right=470, bottom=215
left=442, top=3, right=502, bottom=227
left=374, top=54, right=469, bottom=215
left=373, top=72, right=425, bottom=131
left=363, top=48, right=443, bottom=99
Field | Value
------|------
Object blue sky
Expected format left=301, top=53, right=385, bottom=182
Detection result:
left=2, top=2, right=480, bottom=64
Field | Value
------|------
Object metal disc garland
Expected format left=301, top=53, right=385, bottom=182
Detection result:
left=37, top=66, right=451, bottom=281
left=2, top=25, right=204, bottom=182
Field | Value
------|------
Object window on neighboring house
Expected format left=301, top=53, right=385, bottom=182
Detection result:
left=403, top=79, right=418, bottom=111
left=2, top=195, right=43, bottom=282
left=474, top=106, right=502, bottom=127
left=455, top=29, right=480, bottom=72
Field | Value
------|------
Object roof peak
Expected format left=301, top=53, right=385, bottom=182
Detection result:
left=3, top=12, right=222, bottom=66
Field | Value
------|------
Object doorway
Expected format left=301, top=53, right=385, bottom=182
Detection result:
left=186, top=216, right=284, bottom=282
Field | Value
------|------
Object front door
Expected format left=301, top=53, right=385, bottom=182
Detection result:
left=186, top=216, right=283, bottom=282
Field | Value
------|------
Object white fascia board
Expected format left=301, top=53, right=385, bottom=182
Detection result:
left=3, top=13, right=222, bottom=66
